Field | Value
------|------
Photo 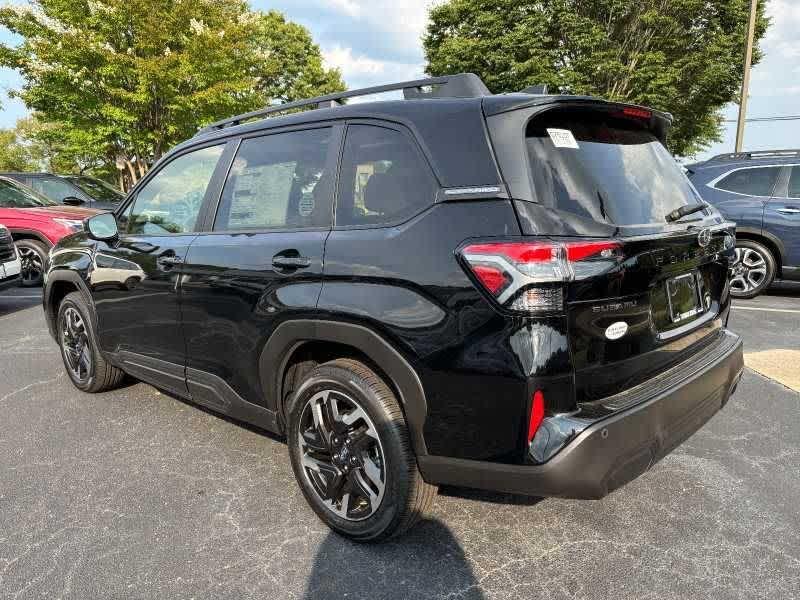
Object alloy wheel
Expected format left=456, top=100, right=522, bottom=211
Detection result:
left=297, top=389, right=386, bottom=521
left=730, top=247, right=768, bottom=295
left=17, top=246, right=43, bottom=285
left=61, top=307, right=92, bottom=382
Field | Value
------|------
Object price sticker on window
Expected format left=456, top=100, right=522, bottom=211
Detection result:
left=547, top=128, right=580, bottom=149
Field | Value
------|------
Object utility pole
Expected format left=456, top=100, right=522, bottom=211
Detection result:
left=735, top=0, right=759, bottom=152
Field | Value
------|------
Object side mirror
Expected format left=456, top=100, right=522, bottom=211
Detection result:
left=85, top=213, right=119, bottom=241
left=63, top=196, right=86, bottom=206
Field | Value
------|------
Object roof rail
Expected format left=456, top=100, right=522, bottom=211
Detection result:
left=196, top=73, right=490, bottom=136
left=709, top=149, right=800, bottom=162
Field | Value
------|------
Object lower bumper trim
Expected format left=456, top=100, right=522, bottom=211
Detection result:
left=418, top=330, right=744, bottom=499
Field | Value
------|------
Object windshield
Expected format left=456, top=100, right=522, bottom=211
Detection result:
left=0, top=178, right=58, bottom=208
left=65, top=176, right=124, bottom=203
left=526, top=108, right=703, bottom=226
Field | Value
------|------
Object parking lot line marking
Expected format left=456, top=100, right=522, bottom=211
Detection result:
left=0, top=295, right=42, bottom=299
left=732, top=306, right=800, bottom=315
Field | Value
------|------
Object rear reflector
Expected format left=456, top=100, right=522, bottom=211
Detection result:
left=528, top=391, right=545, bottom=443
left=460, top=239, right=622, bottom=313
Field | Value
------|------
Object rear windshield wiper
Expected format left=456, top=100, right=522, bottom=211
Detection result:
left=665, top=203, right=707, bottom=223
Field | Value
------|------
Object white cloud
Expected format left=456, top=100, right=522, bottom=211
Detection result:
left=763, top=0, right=800, bottom=59
left=327, top=0, right=362, bottom=19
left=322, top=44, right=424, bottom=90
left=324, top=0, right=436, bottom=55
left=323, top=45, right=385, bottom=78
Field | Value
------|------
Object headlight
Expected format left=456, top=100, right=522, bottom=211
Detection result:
left=54, top=218, right=84, bottom=232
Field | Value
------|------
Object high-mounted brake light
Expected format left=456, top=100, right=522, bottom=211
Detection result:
left=622, top=107, right=652, bottom=120
left=460, top=239, right=622, bottom=313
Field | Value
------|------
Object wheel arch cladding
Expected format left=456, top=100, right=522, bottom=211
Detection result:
left=259, top=319, right=429, bottom=457
left=44, top=270, right=94, bottom=338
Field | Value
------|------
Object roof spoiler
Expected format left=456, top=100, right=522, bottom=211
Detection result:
left=196, top=73, right=490, bottom=136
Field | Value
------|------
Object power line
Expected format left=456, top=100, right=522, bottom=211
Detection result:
left=724, top=115, right=800, bottom=123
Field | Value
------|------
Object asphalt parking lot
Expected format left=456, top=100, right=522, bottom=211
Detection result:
left=1, top=285, right=798, bottom=599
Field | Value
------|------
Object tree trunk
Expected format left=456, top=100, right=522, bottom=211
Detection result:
left=124, top=159, right=139, bottom=187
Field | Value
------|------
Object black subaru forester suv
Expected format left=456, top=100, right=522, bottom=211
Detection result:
left=44, top=74, right=744, bottom=542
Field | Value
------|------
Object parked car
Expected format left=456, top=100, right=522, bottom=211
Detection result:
left=686, top=150, right=800, bottom=298
left=0, top=224, right=22, bottom=291
left=44, top=74, right=743, bottom=542
left=0, top=172, right=124, bottom=211
left=0, top=176, right=100, bottom=286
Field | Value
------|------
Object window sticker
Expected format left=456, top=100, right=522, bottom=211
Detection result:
left=298, top=195, right=315, bottom=217
left=547, top=128, right=580, bottom=149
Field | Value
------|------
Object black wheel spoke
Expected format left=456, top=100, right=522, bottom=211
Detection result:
left=325, top=471, right=347, bottom=502
left=301, top=428, right=329, bottom=453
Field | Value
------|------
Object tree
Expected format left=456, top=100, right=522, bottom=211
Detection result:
left=0, top=126, right=36, bottom=171
left=424, top=0, right=769, bottom=156
left=0, top=0, right=344, bottom=189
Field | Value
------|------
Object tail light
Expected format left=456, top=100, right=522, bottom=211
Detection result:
left=460, top=239, right=622, bottom=313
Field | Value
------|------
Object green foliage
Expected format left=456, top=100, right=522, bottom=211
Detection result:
left=0, top=0, right=344, bottom=187
left=0, top=126, right=36, bottom=171
left=424, top=0, right=769, bottom=156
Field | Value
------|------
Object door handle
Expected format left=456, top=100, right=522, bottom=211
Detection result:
left=272, top=253, right=312, bottom=270
left=776, top=207, right=800, bottom=215
left=158, top=254, right=183, bottom=266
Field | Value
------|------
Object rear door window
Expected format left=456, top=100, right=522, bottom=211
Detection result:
left=213, top=127, right=333, bottom=231
left=714, top=167, right=781, bottom=197
left=525, top=108, right=703, bottom=226
left=336, top=124, right=436, bottom=227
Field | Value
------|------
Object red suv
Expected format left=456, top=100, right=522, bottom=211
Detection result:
left=0, top=176, right=101, bottom=286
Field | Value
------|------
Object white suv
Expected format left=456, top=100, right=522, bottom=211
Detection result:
left=0, top=224, right=21, bottom=291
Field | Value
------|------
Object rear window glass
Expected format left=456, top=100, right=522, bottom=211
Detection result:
left=715, top=167, right=781, bottom=197
left=526, top=109, right=703, bottom=226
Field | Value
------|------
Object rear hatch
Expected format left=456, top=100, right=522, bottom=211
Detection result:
left=485, top=101, right=736, bottom=404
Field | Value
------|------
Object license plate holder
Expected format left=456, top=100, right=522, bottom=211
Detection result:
left=666, top=272, right=703, bottom=323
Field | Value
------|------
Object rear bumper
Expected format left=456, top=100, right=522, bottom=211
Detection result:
left=418, top=329, right=744, bottom=499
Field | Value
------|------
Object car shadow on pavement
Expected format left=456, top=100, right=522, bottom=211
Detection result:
left=438, top=485, right=544, bottom=506
left=0, top=291, right=42, bottom=319
left=303, top=518, right=485, bottom=600
left=768, top=281, right=800, bottom=296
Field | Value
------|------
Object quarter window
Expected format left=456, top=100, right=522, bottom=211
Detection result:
left=336, top=125, right=436, bottom=227
left=213, top=128, right=333, bottom=231
left=714, top=167, right=781, bottom=197
left=788, top=166, right=800, bottom=199
left=128, top=145, right=224, bottom=235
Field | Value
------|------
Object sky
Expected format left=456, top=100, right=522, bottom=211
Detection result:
left=1, top=0, right=799, bottom=161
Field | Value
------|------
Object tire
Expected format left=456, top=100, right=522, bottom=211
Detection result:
left=15, top=239, right=48, bottom=287
left=287, top=358, right=436, bottom=542
left=730, top=239, right=776, bottom=299
left=57, top=291, right=125, bottom=393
